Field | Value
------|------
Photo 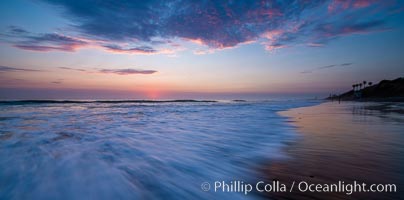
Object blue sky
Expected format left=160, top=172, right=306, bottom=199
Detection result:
left=0, top=0, right=403, bottom=99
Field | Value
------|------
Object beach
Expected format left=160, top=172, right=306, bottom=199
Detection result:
left=261, top=101, right=404, bottom=199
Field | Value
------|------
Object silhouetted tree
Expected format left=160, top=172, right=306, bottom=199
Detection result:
left=363, top=81, right=367, bottom=88
left=368, top=82, right=373, bottom=86
left=359, top=83, right=363, bottom=90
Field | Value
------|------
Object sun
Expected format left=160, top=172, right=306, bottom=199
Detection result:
left=143, top=86, right=162, bottom=99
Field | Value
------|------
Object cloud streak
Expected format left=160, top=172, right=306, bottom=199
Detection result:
left=3, top=27, right=88, bottom=52
left=59, top=66, right=157, bottom=75
left=2, top=26, right=180, bottom=54
left=103, top=44, right=157, bottom=54
left=98, top=69, right=157, bottom=75
left=59, top=67, right=87, bottom=72
left=301, top=63, right=353, bottom=74
left=0, top=65, right=43, bottom=72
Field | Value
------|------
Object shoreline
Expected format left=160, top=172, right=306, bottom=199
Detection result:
left=258, top=101, right=404, bottom=199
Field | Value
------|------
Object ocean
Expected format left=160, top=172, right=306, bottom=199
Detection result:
left=0, top=100, right=319, bottom=199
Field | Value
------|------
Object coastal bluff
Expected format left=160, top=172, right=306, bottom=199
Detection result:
left=327, top=77, right=404, bottom=102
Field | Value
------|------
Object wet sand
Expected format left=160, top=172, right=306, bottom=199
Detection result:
left=260, top=102, right=404, bottom=199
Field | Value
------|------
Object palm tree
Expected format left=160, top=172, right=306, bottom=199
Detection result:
left=368, top=82, right=373, bottom=86
left=363, top=81, right=367, bottom=88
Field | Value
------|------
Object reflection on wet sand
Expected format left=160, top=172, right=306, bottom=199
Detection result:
left=260, top=102, right=404, bottom=200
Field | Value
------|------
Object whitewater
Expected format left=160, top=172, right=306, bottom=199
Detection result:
left=0, top=100, right=318, bottom=199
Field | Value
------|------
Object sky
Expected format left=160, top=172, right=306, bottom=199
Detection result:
left=0, top=0, right=403, bottom=100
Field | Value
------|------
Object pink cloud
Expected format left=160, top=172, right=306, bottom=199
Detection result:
left=14, top=43, right=84, bottom=52
left=328, top=0, right=379, bottom=13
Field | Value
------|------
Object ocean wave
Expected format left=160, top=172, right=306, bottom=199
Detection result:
left=0, top=100, right=318, bottom=199
left=0, top=99, right=217, bottom=105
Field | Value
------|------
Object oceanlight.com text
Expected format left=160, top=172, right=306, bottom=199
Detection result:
left=201, top=180, right=397, bottom=195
